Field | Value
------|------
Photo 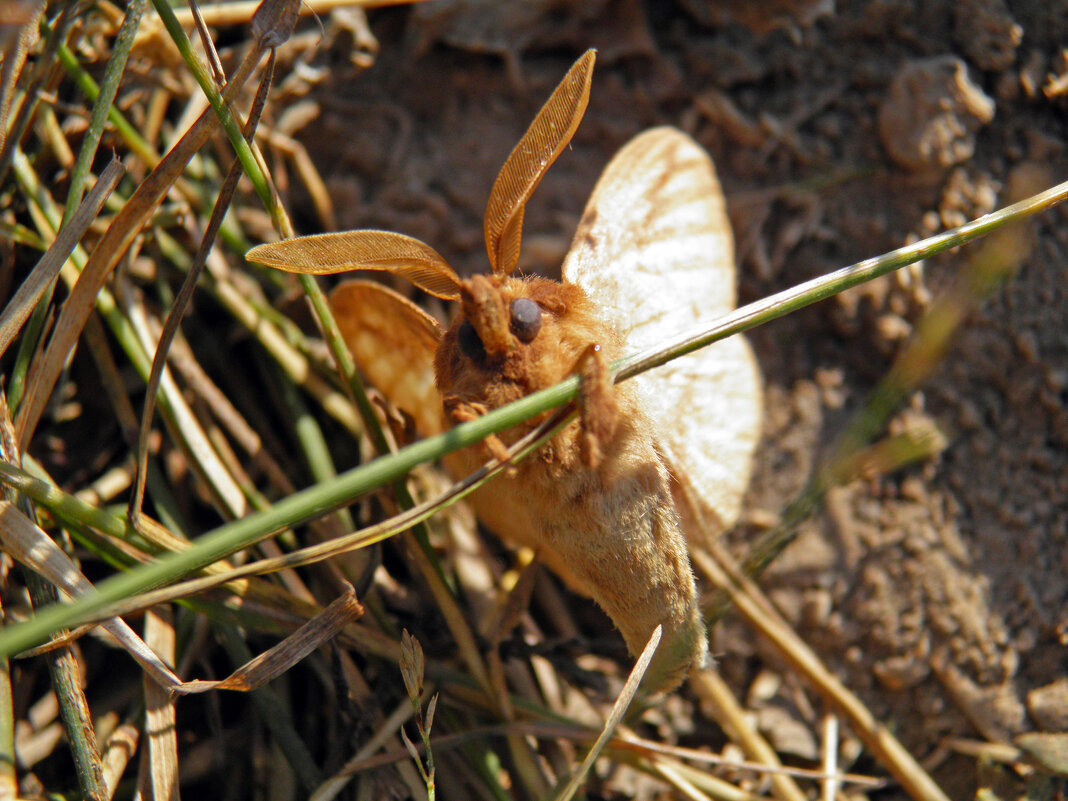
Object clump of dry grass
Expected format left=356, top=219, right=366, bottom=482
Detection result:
left=0, top=2, right=1063, bottom=800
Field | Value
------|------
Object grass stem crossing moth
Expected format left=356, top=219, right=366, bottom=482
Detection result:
left=248, top=49, right=762, bottom=693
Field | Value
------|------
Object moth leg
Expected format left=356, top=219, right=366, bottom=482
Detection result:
left=575, top=343, right=618, bottom=468
left=443, top=396, right=513, bottom=466
left=368, top=388, right=417, bottom=448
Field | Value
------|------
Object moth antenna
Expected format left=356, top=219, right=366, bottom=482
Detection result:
left=484, top=49, right=596, bottom=277
left=248, top=230, right=462, bottom=301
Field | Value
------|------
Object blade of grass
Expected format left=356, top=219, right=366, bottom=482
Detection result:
left=173, top=587, right=361, bottom=695
left=550, top=625, right=661, bottom=801
left=688, top=669, right=806, bottom=801
left=140, top=609, right=178, bottom=801
left=0, top=157, right=123, bottom=358
left=62, top=0, right=146, bottom=221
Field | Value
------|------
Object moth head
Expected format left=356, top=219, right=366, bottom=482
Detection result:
left=436, top=274, right=605, bottom=403
left=455, top=274, right=545, bottom=360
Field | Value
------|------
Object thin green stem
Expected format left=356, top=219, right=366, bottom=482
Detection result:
left=21, top=567, right=107, bottom=800
left=62, top=0, right=147, bottom=223
left=217, top=627, right=323, bottom=791
left=150, top=0, right=279, bottom=226
left=615, top=175, right=1068, bottom=382
left=0, top=599, right=13, bottom=799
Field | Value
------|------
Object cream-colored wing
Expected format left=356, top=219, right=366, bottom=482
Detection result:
left=330, top=280, right=445, bottom=438
left=561, top=127, right=762, bottom=540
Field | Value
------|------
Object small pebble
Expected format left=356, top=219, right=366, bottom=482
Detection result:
left=878, top=56, right=995, bottom=172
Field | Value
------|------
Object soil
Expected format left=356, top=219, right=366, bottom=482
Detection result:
left=269, top=2, right=1067, bottom=798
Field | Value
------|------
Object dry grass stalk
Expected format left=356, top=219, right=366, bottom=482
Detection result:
left=141, top=608, right=179, bottom=800
left=692, top=543, right=951, bottom=801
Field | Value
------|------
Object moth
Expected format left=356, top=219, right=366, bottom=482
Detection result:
left=248, top=50, right=762, bottom=692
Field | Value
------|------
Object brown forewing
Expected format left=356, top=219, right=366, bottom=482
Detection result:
left=329, top=280, right=445, bottom=437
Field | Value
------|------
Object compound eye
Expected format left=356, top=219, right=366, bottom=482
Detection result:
left=509, top=298, right=542, bottom=344
left=457, top=320, right=486, bottom=361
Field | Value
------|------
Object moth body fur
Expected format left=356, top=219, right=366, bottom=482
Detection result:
left=436, top=273, right=707, bottom=691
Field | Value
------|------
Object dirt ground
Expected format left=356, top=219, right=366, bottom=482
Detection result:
left=266, top=1, right=1066, bottom=798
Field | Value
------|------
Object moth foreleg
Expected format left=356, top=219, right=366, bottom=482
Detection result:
left=575, top=343, right=618, bottom=468
left=443, top=396, right=514, bottom=468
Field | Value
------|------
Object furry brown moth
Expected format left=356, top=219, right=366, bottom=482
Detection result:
left=248, top=50, right=762, bottom=692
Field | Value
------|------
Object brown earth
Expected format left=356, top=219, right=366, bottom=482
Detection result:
left=267, top=2, right=1066, bottom=798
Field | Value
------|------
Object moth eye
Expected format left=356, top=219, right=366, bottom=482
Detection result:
left=509, top=298, right=542, bottom=343
left=457, top=319, right=486, bottom=361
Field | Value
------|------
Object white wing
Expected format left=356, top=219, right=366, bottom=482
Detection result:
left=562, top=127, right=762, bottom=540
